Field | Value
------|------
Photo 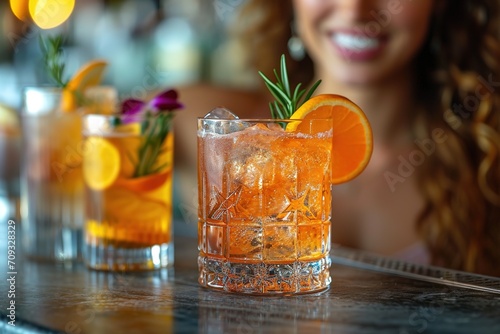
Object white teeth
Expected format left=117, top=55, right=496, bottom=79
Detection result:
left=334, top=33, right=379, bottom=51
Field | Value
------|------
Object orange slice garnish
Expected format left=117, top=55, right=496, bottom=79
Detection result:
left=115, top=171, right=171, bottom=193
left=286, top=94, right=373, bottom=184
left=62, top=60, right=107, bottom=112
left=83, top=137, right=120, bottom=190
left=103, top=188, right=170, bottom=223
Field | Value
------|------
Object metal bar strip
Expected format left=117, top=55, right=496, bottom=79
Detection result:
left=331, top=245, right=500, bottom=294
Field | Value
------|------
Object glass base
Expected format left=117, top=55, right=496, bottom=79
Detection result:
left=22, top=189, right=84, bottom=262
left=85, top=242, right=174, bottom=271
left=198, top=256, right=331, bottom=295
left=23, top=225, right=83, bottom=262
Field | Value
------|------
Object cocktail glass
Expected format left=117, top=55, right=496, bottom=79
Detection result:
left=198, top=118, right=332, bottom=294
left=83, top=113, right=174, bottom=271
left=21, top=87, right=84, bottom=261
left=0, top=104, right=21, bottom=222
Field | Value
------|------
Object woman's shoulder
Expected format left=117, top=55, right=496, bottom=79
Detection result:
left=177, top=82, right=270, bottom=118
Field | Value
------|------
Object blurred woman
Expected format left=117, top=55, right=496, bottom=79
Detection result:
left=175, top=0, right=500, bottom=276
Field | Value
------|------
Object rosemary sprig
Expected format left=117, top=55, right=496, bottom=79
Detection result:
left=259, top=54, right=321, bottom=120
left=133, top=112, right=174, bottom=178
left=39, top=35, right=68, bottom=88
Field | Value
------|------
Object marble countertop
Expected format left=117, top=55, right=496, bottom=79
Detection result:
left=1, top=234, right=500, bottom=333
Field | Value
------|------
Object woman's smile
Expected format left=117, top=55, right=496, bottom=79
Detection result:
left=330, top=30, right=388, bottom=61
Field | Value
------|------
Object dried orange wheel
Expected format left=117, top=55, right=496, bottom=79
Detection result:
left=286, top=94, right=373, bottom=184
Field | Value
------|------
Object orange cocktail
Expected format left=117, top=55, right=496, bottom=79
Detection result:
left=83, top=114, right=174, bottom=271
left=198, top=118, right=333, bottom=294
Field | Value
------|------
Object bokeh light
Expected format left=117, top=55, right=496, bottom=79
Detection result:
left=9, top=0, right=30, bottom=22
left=29, top=0, right=75, bottom=29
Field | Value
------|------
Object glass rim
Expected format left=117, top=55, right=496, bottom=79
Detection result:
left=84, top=113, right=123, bottom=119
left=23, top=85, right=62, bottom=94
left=22, top=86, right=63, bottom=116
left=197, top=117, right=334, bottom=122
left=82, top=114, right=149, bottom=126
left=83, top=113, right=172, bottom=136
left=83, top=113, right=154, bottom=119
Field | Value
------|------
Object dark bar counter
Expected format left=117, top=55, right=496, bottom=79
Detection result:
left=1, top=232, right=500, bottom=333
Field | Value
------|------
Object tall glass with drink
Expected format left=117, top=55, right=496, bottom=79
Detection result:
left=21, top=87, right=84, bottom=261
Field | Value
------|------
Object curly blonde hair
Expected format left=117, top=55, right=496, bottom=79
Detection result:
left=235, top=0, right=500, bottom=276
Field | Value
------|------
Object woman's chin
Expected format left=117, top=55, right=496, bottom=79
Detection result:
left=332, top=69, right=386, bottom=87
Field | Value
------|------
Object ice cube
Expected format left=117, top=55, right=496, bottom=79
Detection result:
left=267, top=122, right=285, bottom=132
left=202, top=107, right=250, bottom=134
left=204, top=107, right=239, bottom=119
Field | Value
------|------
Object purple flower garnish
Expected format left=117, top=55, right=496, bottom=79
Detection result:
left=150, top=89, right=184, bottom=111
left=121, top=98, right=145, bottom=123
left=121, top=89, right=183, bottom=124
left=118, top=88, right=183, bottom=177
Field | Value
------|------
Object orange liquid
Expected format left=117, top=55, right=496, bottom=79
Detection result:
left=85, top=133, right=173, bottom=248
left=198, top=122, right=332, bottom=294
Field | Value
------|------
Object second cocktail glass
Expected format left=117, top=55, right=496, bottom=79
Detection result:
left=198, top=118, right=333, bottom=295
left=83, top=113, right=174, bottom=271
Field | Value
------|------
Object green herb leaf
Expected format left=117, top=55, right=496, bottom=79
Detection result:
left=133, top=112, right=174, bottom=178
left=303, top=79, right=322, bottom=104
left=260, top=54, right=321, bottom=120
left=280, top=55, right=290, bottom=97
left=39, top=35, right=68, bottom=87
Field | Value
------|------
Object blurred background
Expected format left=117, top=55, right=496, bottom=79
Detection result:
left=0, top=0, right=254, bottom=106
left=0, top=0, right=252, bottom=230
